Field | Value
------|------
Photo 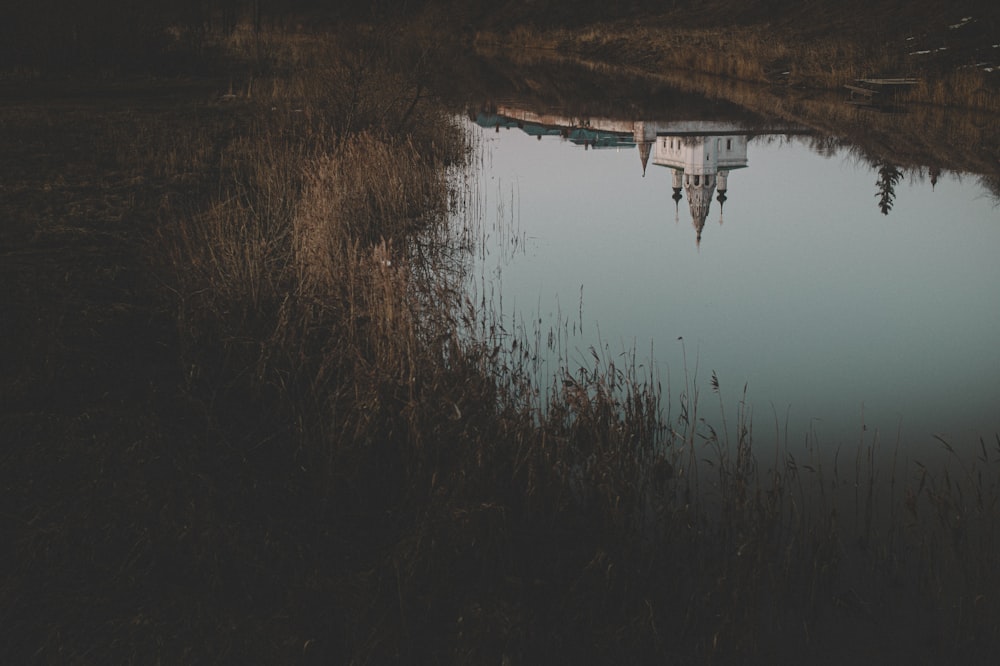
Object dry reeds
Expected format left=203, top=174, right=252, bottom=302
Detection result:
left=494, top=18, right=999, bottom=113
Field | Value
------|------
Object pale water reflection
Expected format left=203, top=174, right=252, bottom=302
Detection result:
left=461, top=105, right=1000, bottom=458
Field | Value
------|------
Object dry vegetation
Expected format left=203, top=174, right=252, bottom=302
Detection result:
left=2, top=19, right=1000, bottom=666
left=471, top=2, right=1000, bottom=113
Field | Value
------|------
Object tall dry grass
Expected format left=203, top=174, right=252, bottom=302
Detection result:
left=481, top=18, right=1000, bottom=112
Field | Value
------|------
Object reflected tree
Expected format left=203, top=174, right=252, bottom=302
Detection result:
left=979, top=174, right=1000, bottom=207
left=808, top=134, right=842, bottom=158
left=875, top=160, right=902, bottom=215
left=929, top=165, right=941, bottom=190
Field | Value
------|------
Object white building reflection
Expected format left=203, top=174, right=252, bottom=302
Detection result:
left=475, top=107, right=803, bottom=245
left=652, top=131, right=748, bottom=246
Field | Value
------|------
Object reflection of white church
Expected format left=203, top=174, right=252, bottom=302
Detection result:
left=482, top=107, right=792, bottom=246
left=640, top=126, right=749, bottom=246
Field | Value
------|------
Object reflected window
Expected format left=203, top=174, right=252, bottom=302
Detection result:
left=694, top=175, right=700, bottom=186
left=726, top=139, right=732, bottom=150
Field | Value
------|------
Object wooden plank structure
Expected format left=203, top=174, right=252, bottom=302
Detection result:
left=845, top=78, right=921, bottom=109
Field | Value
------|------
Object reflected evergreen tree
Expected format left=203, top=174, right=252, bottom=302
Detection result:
left=929, top=165, right=940, bottom=190
left=875, top=160, right=902, bottom=215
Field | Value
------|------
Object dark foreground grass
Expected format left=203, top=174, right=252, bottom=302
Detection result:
left=3, top=25, right=1000, bottom=665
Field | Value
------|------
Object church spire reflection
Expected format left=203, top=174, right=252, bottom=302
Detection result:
left=716, top=171, right=728, bottom=224
left=652, top=132, right=748, bottom=246
left=472, top=107, right=797, bottom=245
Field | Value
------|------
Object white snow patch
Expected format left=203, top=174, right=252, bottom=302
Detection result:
left=949, top=17, right=974, bottom=29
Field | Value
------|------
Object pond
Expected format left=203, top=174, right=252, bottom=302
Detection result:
left=455, top=97, right=1000, bottom=459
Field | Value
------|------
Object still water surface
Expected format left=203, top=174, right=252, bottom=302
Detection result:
left=458, top=104, right=1000, bottom=456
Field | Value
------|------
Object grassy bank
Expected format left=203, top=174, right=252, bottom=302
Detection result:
left=3, top=23, right=1000, bottom=665
left=467, top=1, right=1000, bottom=113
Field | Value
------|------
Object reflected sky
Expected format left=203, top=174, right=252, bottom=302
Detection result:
left=462, top=112, right=1000, bottom=456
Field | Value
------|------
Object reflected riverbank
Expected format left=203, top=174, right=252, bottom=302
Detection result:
left=438, top=45, right=1000, bottom=202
